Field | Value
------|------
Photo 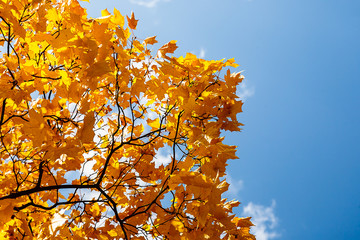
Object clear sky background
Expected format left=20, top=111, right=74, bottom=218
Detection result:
left=82, top=0, right=360, bottom=239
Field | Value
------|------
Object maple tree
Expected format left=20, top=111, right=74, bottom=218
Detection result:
left=0, top=0, right=255, bottom=239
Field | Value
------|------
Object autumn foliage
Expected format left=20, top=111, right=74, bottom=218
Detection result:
left=0, top=0, right=255, bottom=239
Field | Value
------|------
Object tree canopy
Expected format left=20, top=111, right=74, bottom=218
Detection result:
left=0, top=0, right=255, bottom=239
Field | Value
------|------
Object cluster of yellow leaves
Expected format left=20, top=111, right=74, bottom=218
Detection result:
left=0, top=0, right=254, bottom=239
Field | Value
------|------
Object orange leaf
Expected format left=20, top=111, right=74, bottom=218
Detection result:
left=157, top=40, right=178, bottom=57
left=126, top=12, right=138, bottom=30
left=144, top=36, right=158, bottom=45
left=79, top=112, right=95, bottom=143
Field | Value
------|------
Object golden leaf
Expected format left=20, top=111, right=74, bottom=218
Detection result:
left=101, top=8, right=111, bottom=17
left=112, top=8, right=124, bottom=26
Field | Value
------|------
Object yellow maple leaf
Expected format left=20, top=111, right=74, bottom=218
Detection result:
left=147, top=118, right=160, bottom=130
left=101, top=8, right=111, bottom=17
left=112, top=8, right=124, bottom=26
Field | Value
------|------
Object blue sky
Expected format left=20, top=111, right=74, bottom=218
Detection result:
left=82, top=0, right=360, bottom=239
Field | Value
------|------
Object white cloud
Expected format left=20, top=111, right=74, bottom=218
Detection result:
left=80, top=189, right=101, bottom=200
left=226, top=174, right=244, bottom=196
left=199, top=47, right=206, bottom=58
left=237, top=80, right=255, bottom=101
left=153, top=148, right=171, bottom=168
left=82, top=158, right=96, bottom=176
left=50, top=209, right=67, bottom=234
left=129, top=0, right=170, bottom=8
left=242, top=200, right=280, bottom=240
